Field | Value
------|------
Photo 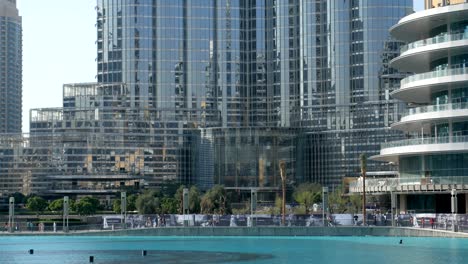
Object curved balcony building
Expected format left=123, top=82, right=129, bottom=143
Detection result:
left=372, top=2, right=468, bottom=213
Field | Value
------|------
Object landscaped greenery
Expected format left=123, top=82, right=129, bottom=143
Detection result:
left=3, top=180, right=388, bottom=216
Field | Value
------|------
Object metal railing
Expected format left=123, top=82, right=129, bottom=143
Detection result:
left=4, top=214, right=468, bottom=233
left=349, top=176, right=468, bottom=191
left=402, top=102, right=468, bottom=118
left=401, top=63, right=468, bottom=86
left=381, top=135, right=468, bottom=149
left=349, top=177, right=399, bottom=190
left=400, top=32, right=468, bottom=53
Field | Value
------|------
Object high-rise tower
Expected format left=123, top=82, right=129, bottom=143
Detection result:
left=0, top=0, right=414, bottom=198
left=0, top=0, right=22, bottom=133
left=373, top=1, right=468, bottom=213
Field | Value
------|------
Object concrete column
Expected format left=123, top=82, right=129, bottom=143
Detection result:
left=465, top=194, right=468, bottom=213
left=399, top=194, right=407, bottom=214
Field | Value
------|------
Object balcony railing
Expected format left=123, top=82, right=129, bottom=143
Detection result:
left=402, top=102, right=468, bottom=118
left=349, top=177, right=399, bottom=190
left=349, top=176, right=468, bottom=193
left=400, top=32, right=468, bottom=53
left=426, top=0, right=468, bottom=9
left=381, top=135, right=468, bottom=149
left=400, top=63, right=468, bottom=86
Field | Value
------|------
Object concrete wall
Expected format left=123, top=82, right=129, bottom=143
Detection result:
left=71, top=227, right=468, bottom=238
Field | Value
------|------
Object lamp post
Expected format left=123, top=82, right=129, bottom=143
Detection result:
left=322, top=187, right=328, bottom=226
left=451, top=189, right=458, bottom=232
left=8, top=197, right=14, bottom=233
left=390, top=188, right=396, bottom=227
left=63, top=196, right=69, bottom=232
left=121, top=192, right=127, bottom=229
left=360, top=154, right=367, bottom=226
left=183, top=188, right=189, bottom=226
left=251, top=189, right=257, bottom=227
left=279, top=160, right=286, bottom=226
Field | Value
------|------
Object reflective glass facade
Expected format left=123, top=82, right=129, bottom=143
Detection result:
left=95, top=0, right=411, bottom=187
left=0, top=0, right=22, bottom=133
left=0, top=0, right=412, bottom=197
left=300, top=0, right=411, bottom=185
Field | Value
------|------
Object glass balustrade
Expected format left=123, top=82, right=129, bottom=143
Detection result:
left=400, top=32, right=468, bottom=53
left=401, top=63, right=468, bottom=85
left=381, top=135, right=468, bottom=149
left=402, top=102, right=468, bottom=118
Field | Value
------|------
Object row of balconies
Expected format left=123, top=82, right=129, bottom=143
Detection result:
left=374, top=4, right=468, bottom=165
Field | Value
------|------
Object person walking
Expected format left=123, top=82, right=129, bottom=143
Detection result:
left=395, top=214, right=400, bottom=227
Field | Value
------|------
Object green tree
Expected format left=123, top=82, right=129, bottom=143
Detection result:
left=135, top=190, right=161, bottom=214
left=175, top=185, right=201, bottom=214
left=175, top=185, right=186, bottom=214
left=26, top=196, right=48, bottom=216
left=113, top=193, right=138, bottom=214
left=268, top=196, right=282, bottom=215
left=127, top=194, right=137, bottom=211
left=200, top=185, right=230, bottom=214
left=189, top=186, right=201, bottom=213
left=75, top=201, right=95, bottom=215
left=349, top=194, right=362, bottom=214
left=48, top=198, right=64, bottom=213
left=293, top=183, right=322, bottom=214
left=161, top=197, right=178, bottom=214
left=113, top=199, right=122, bottom=214
left=328, top=185, right=349, bottom=214
left=75, top=197, right=100, bottom=215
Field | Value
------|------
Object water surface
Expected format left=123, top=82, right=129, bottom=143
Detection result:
left=0, top=236, right=467, bottom=263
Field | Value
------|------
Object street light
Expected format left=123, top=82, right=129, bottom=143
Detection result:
left=360, top=154, right=367, bottom=226
left=451, top=189, right=457, bottom=232
left=390, top=187, right=397, bottom=227
left=251, top=189, right=257, bottom=227
left=121, top=192, right=127, bottom=229
left=183, top=188, right=189, bottom=226
left=8, top=197, right=14, bottom=233
left=322, top=187, right=328, bottom=226
left=63, top=196, right=69, bottom=232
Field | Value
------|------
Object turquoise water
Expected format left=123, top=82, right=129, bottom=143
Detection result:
left=0, top=236, right=467, bottom=264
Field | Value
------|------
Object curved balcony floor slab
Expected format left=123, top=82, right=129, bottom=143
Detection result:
left=390, top=3, right=468, bottom=42
left=390, top=40, right=468, bottom=73
left=373, top=141, right=468, bottom=163
left=391, top=107, right=468, bottom=132
left=392, top=73, right=468, bottom=103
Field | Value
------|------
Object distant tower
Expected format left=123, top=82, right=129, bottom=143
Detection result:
left=0, top=0, right=22, bottom=133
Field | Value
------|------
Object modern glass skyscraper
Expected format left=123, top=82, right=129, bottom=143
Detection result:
left=94, top=0, right=413, bottom=187
left=299, top=0, right=412, bottom=185
left=372, top=1, right=468, bottom=213
left=0, top=0, right=414, bottom=197
left=0, top=0, right=22, bottom=133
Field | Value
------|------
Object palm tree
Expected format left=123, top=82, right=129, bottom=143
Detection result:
left=360, top=153, right=367, bottom=226
left=279, top=160, right=286, bottom=226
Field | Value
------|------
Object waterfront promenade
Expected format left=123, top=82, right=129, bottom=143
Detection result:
left=2, top=226, right=468, bottom=238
